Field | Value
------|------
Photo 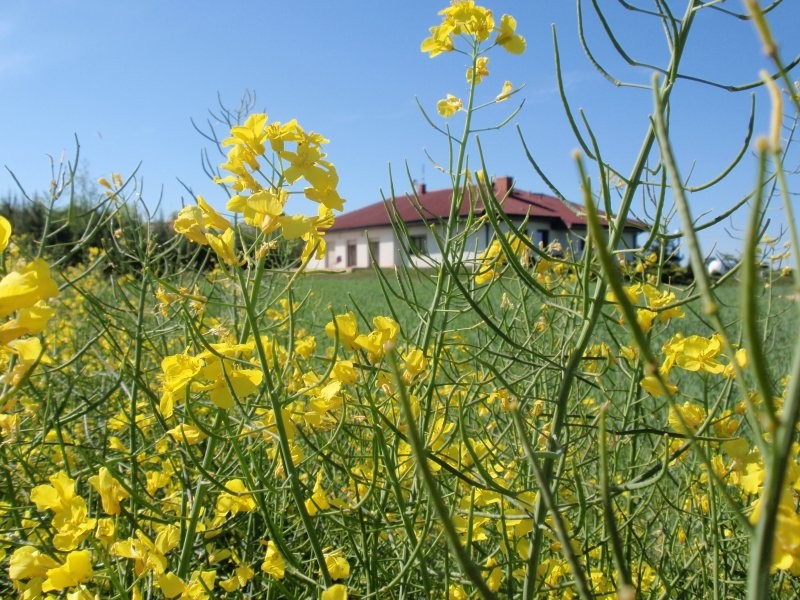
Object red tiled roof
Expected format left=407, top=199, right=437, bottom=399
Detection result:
left=330, top=177, right=647, bottom=232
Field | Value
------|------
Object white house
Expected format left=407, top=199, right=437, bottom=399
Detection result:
left=306, top=176, right=646, bottom=271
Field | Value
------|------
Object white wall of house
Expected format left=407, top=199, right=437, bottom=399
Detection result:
left=305, top=220, right=642, bottom=270
left=306, top=227, right=397, bottom=270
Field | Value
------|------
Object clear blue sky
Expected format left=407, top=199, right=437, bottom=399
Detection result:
left=2, top=1, right=798, bottom=259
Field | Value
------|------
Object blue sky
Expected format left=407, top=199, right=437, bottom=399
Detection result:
left=1, top=1, right=798, bottom=258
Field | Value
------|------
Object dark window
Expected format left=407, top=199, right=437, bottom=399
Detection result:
left=535, top=229, right=550, bottom=247
left=410, top=234, right=428, bottom=256
left=369, top=240, right=380, bottom=266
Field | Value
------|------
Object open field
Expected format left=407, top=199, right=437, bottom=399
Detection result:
left=2, top=1, right=800, bottom=596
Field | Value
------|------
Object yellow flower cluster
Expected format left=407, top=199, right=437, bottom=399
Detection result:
left=424, top=3, right=524, bottom=117
left=221, top=113, right=343, bottom=262
left=474, top=233, right=530, bottom=284
left=159, top=337, right=263, bottom=417
left=9, top=470, right=130, bottom=594
left=174, top=112, right=345, bottom=266
left=0, top=216, right=58, bottom=393
left=607, top=282, right=684, bottom=335
left=421, top=1, right=525, bottom=57
left=642, top=333, right=747, bottom=396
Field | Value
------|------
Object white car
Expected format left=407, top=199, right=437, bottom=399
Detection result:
left=707, top=256, right=738, bottom=277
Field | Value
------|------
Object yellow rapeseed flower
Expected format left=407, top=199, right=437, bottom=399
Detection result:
left=437, top=94, right=463, bottom=117
left=261, top=541, right=286, bottom=580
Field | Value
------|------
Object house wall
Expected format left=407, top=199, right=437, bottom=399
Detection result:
left=305, top=227, right=397, bottom=270
left=305, top=221, right=643, bottom=270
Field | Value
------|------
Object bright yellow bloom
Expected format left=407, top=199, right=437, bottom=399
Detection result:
left=496, top=80, right=513, bottom=102
left=9, top=546, right=59, bottom=581
left=672, top=335, right=725, bottom=374
left=305, top=471, right=332, bottom=516
left=51, top=497, right=97, bottom=551
left=158, top=572, right=186, bottom=598
left=668, top=401, right=707, bottom=434
left=41, top=550, right=93, bottom=592
left=207, top=228, right=240, bottom=266
left=215, top=479, right=257, bottom=518
left=331, top=360, right=357, bottom=385
left=0, top=259, right=59, bottom=319
left=218, top=564, right=255, bottom=593
left=227, top=188, right=287, bottom=233
left=485, top=556, right=502, bottom=592
left=437, top=94, right=463, bottom=117
left=111, top=525, right=180, bottom=575
left=88, top=467, right=129, bottom=515
left=325, top=312, right=359, bottom=351
left=723, top=347, right=748, bottom=378
left=353, top=316, right=400, bottom=362
left=173, top=196, right=231, bottom=247
left=324, top=548, right=351, bottom=580
left=448, top=584, right=468, bottom=600
left=305, top=181, right=345, bottom=211
left=0, top=215, right=11, bottom=252
left=31, top=471, right=78, bottom=514
left=322, top=584, right=349, bottom=600
left=496, top=14, right=526, bottom=54
left=442, top=1, right=495, bottom=41
left=0, top=302, right=55, bottom=345
left=223, top=112, right=269, bottom=157
left=261, top=541, right=286, bottom=580
left=640, top=374, right=677, bottom=397
left=467, top=56, right=490, bottom=84
left=402, top=347, right=428, bottom=382
left=421, top=23, right=455, bottom=57
left=167, top=423, right=207, bottom=445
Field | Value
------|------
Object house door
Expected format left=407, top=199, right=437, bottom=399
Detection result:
left=369, top=241, right=380, bottom=267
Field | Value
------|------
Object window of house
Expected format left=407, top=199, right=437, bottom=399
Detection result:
left=535, top=229, right=550, bottom=247
left=369, top=240, right=380, bottom=266
left=346, top=242, right=357, bottom=267
left=409, top=234, right=428, bottom=256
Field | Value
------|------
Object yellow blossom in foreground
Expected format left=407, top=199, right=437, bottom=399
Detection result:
left=0, top=214, right=11, bottom=251
left=485, top=556, right=502, bottom=591
left=325, top=312, right=359, bottom=351
left=496, top=80, right=513, bottom=102
left=30, top=471, right=78, bottom=514
left=9, top=546, right=59, bottom=581
left=219, top=564, right=254, bottom=592
left=305, top=471, right=332, bottom=516
left=261, top=541, right=286, bottom=580
left=448, top=583, right=468, bottom=599
left=111, top=525, right=180, bottom=576
left=668, top=401, right=707, bottom=434
left=640, top=375, right=677, bottom=397
left=0, top=259, right=59, bottom=319
left=496, top=14, right=526, bottom=54
left=167, top=423, right=207, bottom=445
left=467, top=56, right=489, bottom=84
left=173, top=196, right=231, bottom=246
left=41, top=550, right=93, bottom=592
left=215, top=479, right=257, bottom=518
left=88, top=467, right=129, bottom=515
left=437, top=94, right=463, bottom=118
left=672, top=335, right=725, bottom=374
left=322, top=584, right=349, bottom=600
left=324, top=547, right=351, bottom=580
left=207, top=228, right=240, bottom=266
left=158, top=572, right=186, bottom=598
